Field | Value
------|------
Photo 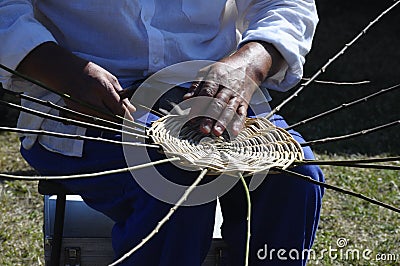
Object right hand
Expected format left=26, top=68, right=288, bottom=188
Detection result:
left=16, top=42, right=135, bottom=122
left=183, top=41, right=284, bottom=137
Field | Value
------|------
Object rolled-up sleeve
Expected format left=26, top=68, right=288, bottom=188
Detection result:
left=0, top=0, right=56, bottom=89
left=238, top=0, right=318, bottom=92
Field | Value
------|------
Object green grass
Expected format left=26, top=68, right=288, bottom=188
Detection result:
left=0, top=132, right=42, bottom=266
left=309, top=154, right=400, bottom=265
left=0, top=133, right=399, bottom=265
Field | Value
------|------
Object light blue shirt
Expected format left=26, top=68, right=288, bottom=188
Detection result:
left=0, top=0, right=318, bottom=156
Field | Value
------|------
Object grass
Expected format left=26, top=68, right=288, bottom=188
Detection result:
left=0, top=132, right=399, bottom=265
left=0, top=132, right=42, bottom=266
left=309, top=154, right=400, bottom=265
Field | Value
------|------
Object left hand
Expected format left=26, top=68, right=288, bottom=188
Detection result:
left=183, top=41, right=284, bottom=137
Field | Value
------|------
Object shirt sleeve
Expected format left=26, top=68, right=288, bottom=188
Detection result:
left=0, top=0, right=57, bottom=89
left=237, top=0, right=318, bottom=92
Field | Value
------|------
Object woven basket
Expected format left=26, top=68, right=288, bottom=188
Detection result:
left=148, top=115, right=304, bottom=175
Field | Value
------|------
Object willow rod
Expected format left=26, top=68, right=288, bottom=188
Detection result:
left=2, top=88, right=145, bottom=134
left=301, top=120, right=400, bottom=146
left=109, top=168, right=209, bottom=266
left=297, top=162, right=400, bottom=171
left=118, top=84, right=166, bottom=118
left=239, top=172, right=251, bottom=266
left=279, top=169, right=400, bottom=214
left=0, top=126, right=158, bottom=149
left=301, top=156, right=400, bottom=165
left=300, top=78, right=370, bottom=86
left=0, top=157, right=180, bottom=181
left=323, top=163, right=400, bottom=171
left=297, top=157, right=400, bottom=170
left=265, top=0, right=400, bottom=119
left=0, top=99, right=147, bottom=139
left=286, top=83, right=400, bottom=130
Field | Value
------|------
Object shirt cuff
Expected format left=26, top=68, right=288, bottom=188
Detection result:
left=240, top=29, right=304, bottom=92
left=239, top=0, right=318, bottom=92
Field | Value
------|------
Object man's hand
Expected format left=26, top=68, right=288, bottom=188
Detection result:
left=183, top=41, right=283, bottom=137
left=16, top=42, right=136, bottom=121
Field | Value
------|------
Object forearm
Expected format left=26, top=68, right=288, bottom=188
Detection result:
left=16, top=42, right=88, bottom=94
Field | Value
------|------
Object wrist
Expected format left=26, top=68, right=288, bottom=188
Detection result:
left=228, top=41, right=284, bottom=85
left=255, top=41, right=284, bottom=78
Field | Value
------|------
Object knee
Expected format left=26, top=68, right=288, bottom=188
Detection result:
left=270, top=163, right=325, bottom=200
left=293, top=163, right=325, bottom=199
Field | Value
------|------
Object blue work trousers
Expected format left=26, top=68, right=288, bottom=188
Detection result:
left=21, top=114, right=324, bottom=266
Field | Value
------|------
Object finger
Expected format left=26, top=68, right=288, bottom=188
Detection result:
left=103, top=97, right=135, bottom=122
left=123, top=98, right=136, bottom=113
left=121, top=103, right=135, bottom=121
left=213, top=96, right=241, bottom=136
left=198, top=97, right=227, bottom=135
left=183, top=81, right=202, bottom=99
left=206, top=86, right=235, bottom=115
left=121, top=97, right=136, bottom=121
left=199, top=87, right=235, bottom=136
left=109, top=77, right=137, bottom=117
left=99, top=81, right=130, bottom=118
left=197, top=80, right=220, bottom=97
left=200, top=117, right=214, bottom=135
left=229, top=104, right=248, bottom=136
left=187, top=81, right=221, bottom=126
left=101, top=78, right=134, bottom=120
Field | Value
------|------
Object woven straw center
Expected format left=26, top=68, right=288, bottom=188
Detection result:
left=148, top=115, right=304, bottom=175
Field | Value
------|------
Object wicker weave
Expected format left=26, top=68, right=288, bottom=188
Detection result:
left=148, top=115, right=304, bottom=175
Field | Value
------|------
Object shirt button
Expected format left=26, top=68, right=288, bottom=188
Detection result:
left=143, top=15, right=150, bottom=21
left=153, top=57, right=160, bottom=64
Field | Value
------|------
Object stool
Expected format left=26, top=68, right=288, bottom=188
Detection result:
left=38, top=180, right=227, bottom=266
left=38, top=180, right=70, bottom=266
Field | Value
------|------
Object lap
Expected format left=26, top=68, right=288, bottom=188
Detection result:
left=21, top=113, right=324, bottom=265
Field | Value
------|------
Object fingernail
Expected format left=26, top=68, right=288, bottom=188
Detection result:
left=214, top=125, right=223, bottom=135
left=203, top=125, right=211, bottom=133
left=183, top=92, right=193, bottom=99
left=201, top=123, right=211, bottom=134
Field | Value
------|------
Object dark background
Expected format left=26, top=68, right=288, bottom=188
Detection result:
left=1, top=0, right=399, bottom=155
left=270, top=0, right=400, bottom=155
